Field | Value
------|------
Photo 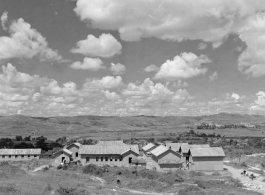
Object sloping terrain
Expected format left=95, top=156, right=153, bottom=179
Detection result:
left=0, top=113, right=264, bottom=139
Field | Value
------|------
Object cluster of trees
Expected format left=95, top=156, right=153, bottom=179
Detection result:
left=197, top=123, right=260, bottom=130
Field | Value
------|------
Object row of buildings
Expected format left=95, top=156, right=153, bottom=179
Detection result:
left=53, top=140, right=225, bottom=172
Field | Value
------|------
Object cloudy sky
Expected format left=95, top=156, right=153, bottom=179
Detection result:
left=1, top=0, right=265, bottom=116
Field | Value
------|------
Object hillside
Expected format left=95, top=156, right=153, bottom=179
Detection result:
left=0, top=113, right=264, bottom=139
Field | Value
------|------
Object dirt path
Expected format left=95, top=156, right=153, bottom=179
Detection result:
left=32, top=165, right=49, bottom=172
left=224, top=165, right=265, bottom=194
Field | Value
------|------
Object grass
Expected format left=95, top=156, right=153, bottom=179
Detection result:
left=0, top=161, right=262, bottom=195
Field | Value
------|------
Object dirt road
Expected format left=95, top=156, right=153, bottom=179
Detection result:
left=224, top=165, right=265, bottom=194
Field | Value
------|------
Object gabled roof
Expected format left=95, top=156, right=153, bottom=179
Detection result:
left=165, top=143, right=188, bottom=152
left=150, top=145, right=169, bottom=157
left=53, top=148, right=73, bottom=157
left=189, top=147, right=225, bottom=157
left=180, top=144, right=210, bottom=154
left=66, top=142, right=82, bottom=149
left=121, top=148, right=139, bottom=156
left=142, top=143, right=156, bottom=152
left=96, top=140, right=126, bottom=145
left=79, top=144, right=139, bottom=155
left=0, top=149, right=41, bottom=155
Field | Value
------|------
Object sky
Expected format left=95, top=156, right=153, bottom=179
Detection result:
left=0, top=0, right=265, bottom=116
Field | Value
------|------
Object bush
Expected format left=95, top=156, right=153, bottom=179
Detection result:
left=57, top=164, right=63, bottom=170
left=179, top=185, right=206, bottom=195
left=158, top=173, right=184, bottom=185
left=195, top=180, right=225, bottom=189
left=241, top=162, right=247, bottom=167
left=212, top=171, right=221, bottom=176
left=189, top=170, right=205, bottom=177
left=56, top=187, right=88, bottom=195
left=82, top=164, right=107, bottom=177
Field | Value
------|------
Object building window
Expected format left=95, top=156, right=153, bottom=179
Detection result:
left=105, top=157, right=108, bottom=161
left=76, top=152, right=78, bottom=157
left=21, top=155, right=24, bottom=158
left=115, top=159, right=117, bottom=161
left=9, top=155, right=11, bottom=158
left=86, top=157, right=90, bottom=162
left=15, top=155, right=18, bottom=158
left=28, top=155, right=30, bottom=158
left=96, top=157, right=99, bottom=161
left=34, top=155, right=37, bottom=158
left=2, top=155, right=5, bottom=158
left=120, top=157, right=123, bottom=161
left=101, top=157, right=103, bottom=161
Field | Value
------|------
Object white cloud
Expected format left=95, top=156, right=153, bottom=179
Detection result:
left=0, top=12, right=63, bottom=61
left=154, top=52, right=211, bottom=81
left=237, top=13, right=265, bottom=77
left=74, top=0, right=265, bottom=44
left=1, top=11, right=8, bottom=30
left=231, top=92, right=240, bottom=100
left=83, top=76, right=124, bottom=90
left=70, top=57, right=105, bottom=70
left=255, top=91, right=265, bottom=106
left=71, top=33, right=122, bottom=58
left=209, top=71, right=218, bottom=81
left=40, top=81, right=78, bottom=96
left=144, top=64, right=159, bottom=72
left=110, top=63, right=126, bottom=75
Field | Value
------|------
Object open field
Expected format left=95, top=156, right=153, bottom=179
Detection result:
left=0, top=159, right=262, bottom=195
left=0, top=113, right=265, bottom=139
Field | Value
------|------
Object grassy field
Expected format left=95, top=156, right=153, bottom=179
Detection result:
left=0, top=114, right=265, bottom=140
left=0, top=159, right=262, bottom=195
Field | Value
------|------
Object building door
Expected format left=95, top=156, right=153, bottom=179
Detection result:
left=129, top=157, right=132, bottom=164
left=62, top=157, right=65, bottom=163
left=186, top=156, right=189, bottom=163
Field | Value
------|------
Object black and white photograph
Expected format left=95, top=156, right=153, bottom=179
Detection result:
left=0, top=0, right=265, bottom=194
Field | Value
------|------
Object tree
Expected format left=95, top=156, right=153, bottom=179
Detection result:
left=13, top=142, right=34, bottom=149
left=24, top=136, right=31, bottom=141
left=15, top=136, right=23, bottom=141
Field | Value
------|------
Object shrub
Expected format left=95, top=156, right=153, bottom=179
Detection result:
left=241, top=162, right=247, bottom=167
left=57, top=164, right=63, bottom=170
left=56, top=187, right=88, bottom=195
left=158, top=173, right=184, bottom=185
left=212, top=171, right=221, bottom=176
left=179, top=185, right=206, bottom=195
left=43, top=166, right=49, bottom=172
left=189, top=170, right=205, bottom=177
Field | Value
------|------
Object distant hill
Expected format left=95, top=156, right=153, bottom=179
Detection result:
left=0, top=113, right=264, bottom=138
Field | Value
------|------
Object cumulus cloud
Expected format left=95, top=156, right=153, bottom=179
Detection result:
left=1, top=11, right=8, bottom=30
left=83, top=76, right=124, bottom=91
left=70, top=57, right=105, bottom=70
left=231, top=92, right=240, bottom=100
left=255, top=91, right=265, bottom=106
left=209, top=71, right=218, bottom=81
left=154, top=52, right=211, bottom=81
left=143, top=64, right=159, bottom=72
left=71, top=33, right=122, bottom=58
left=0, top=12, right=63, bottom=62
left=110, top=63, right=126, bottom=75
left=237, top=13, right=265, bottom=77
left=74, top=0, right=265, bottom=43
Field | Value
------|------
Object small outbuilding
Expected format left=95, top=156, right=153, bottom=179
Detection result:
left=53, top=148, right=73, bottom=166
left=150, top=145, right=182, bottom=172
left=188, top=147, right=225, bottom=171
left=65, top=142, right=82, bottom=160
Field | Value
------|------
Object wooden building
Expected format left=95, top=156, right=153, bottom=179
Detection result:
left=65, top=142, right=82, bottom=161
left=0, top=149, right=41, bottom=161
left=188, top=147, right=225, bottom=171
left=150, top=145, right=182, bottom=172
left=79, top=140, right=139, bottom=167
left=53, top=148, right=73, bottom=166
left=142, top=143, right=156, bottom=158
